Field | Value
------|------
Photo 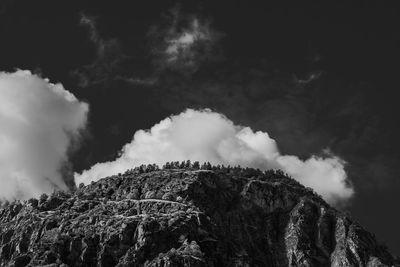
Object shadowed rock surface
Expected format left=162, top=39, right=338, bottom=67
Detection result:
left=0, top=165, right=398, bottom=266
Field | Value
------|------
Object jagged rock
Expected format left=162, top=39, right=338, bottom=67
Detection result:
left=144, top=190, right=157, bottom=199
left=161, top=192, right=175, bottom=201
left=0, top=167, right=398, bottom=266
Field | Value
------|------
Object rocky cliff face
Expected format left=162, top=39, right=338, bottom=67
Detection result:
left=0, top=166, right=397, bottom=266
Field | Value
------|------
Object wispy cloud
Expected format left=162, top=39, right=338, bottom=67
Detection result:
left=72, top=13, right=127, bottom=87
left=149, top=7, right=222, bottom=74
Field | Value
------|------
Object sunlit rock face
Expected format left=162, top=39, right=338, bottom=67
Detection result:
left=0, top=165, right=397, bottom=266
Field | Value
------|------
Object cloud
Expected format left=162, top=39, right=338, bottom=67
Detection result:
left=75, top=109, right=353, bottom=205
left=0, top=70, right=88, bottom=200
left=80, top=13, right=101, bottom=45
left=164, top=18, right=212, bottom=66
left=73, top=8, right=223, bottom=88
left=149, top=7, right=222, bottom=73
left=73, top=13, right=127, bottom=87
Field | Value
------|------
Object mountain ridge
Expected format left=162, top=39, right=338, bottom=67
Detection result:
left=0, top=163, right=398, bottom=266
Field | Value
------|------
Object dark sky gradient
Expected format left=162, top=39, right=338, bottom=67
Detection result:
left=1, top=0, right=400, bottom=254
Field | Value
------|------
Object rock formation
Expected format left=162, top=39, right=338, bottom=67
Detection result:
left=0, top=165, right=398, bottom=266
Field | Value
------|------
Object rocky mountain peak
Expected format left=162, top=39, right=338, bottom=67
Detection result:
left=0, top=163, right=398, bottom=266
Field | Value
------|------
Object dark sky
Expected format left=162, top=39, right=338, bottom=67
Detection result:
left=1, top=0, right=400, bottom=254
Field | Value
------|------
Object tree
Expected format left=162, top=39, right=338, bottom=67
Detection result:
left=201, top=162, right=208, bottom=170
left=192, top=161, right=200, bottom=169
left=185, top=160, right=191, bottom=168
left=163, top=162, right=171, bottom=169
left=180, top=161, right=186, bottom=169
left=39, top=193, right=48, bottom=205
left=206, top=162, right=212, bottom=170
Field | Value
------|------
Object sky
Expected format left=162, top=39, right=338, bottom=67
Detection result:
left=0, top=0, right=400, bottom=254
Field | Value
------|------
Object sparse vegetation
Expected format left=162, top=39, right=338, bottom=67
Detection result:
left=123, top=161, right=292, bottom=180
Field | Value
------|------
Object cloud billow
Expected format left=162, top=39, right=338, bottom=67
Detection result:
left=0, top=70, right=88, bottom=200
left=75, top=109, right=353, bottom=205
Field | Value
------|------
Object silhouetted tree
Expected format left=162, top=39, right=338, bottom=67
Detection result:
left=192, top=161, right=200, bottom=169
left=185, top=160, right=191, bottom=168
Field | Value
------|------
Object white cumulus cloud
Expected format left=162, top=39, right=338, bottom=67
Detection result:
left=75, top=109, right=353, bottom=205
left=0, top=70, right=88, bottom=200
